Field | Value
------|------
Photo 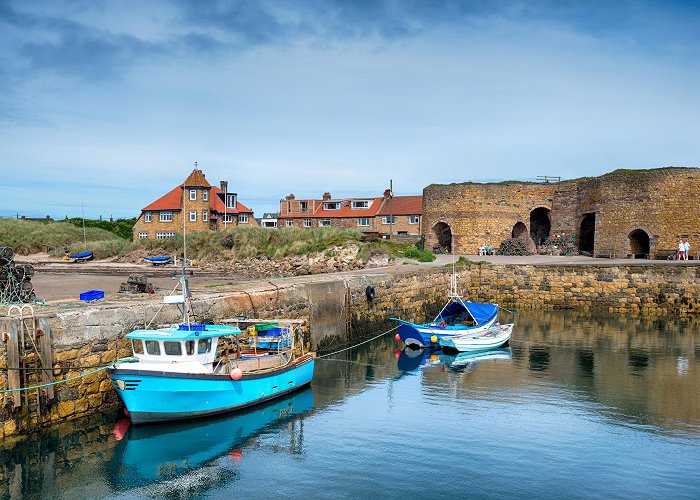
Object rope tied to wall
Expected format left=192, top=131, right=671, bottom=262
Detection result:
left=316, top=325, right=399, bottom=359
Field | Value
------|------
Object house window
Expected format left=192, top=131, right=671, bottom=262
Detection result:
left=189, top=211, right=197, bottom=222
left=352, top=200, right=369, bottom=209
left=304, top=219, right=312, bottom=228
left=299, top=201, right=308, bottom=212
left=226, top=194, right=236, bottom=209
left=138, top=232, right=148, bottom=239
left=190, top=189, right=197, bottom=201
left=323, top=202, right=340, bottom=210
left=382, top=216, right=396, bottom=224
left=358, top=218, right=370, bottom=227
left=159, top=211, right=172, bottom=222
left=239, top=214, right=248, bottom=223
left=286, top=220, right=294, bottom=227
left=144, top=213, right=152, bottom=223
left=202, top=210, right=208, bottom=222
left=223, top=214, right=234, bottom=223
left=409, top=215, right=420, bottom=224
left=320, top=219, right=331, bottom=227
left=203, top=190, right=209, bottom=201
left=156, top=232, right=177, bottom=239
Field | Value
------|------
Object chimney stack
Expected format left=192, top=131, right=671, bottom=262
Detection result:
left=322, top=192, right=332, bottom=201
left=220, top=181, right=228, bottom=192
left=286, top=193, right=295, bottom=200
left=384, top=189, right=392, bottom=198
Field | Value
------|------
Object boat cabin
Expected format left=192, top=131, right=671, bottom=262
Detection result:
left=126, top=324, right=242, bottom=373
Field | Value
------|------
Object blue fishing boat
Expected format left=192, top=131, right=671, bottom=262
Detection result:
left=144, top=255, right=172, bottom=265
left=107, top=269, right=314, bottom=424
left=68, top=250, right=93, bottom=262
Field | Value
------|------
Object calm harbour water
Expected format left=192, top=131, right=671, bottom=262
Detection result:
left=1, top=309, right=699, bottom=499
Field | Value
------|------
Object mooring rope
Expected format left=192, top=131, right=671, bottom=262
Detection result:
left=0, top=357, right=138, bottom=393
left=316, top=325, right=399, bottom=359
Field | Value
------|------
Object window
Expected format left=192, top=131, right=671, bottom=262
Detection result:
left=203, top=190, right=209, bottom=201
left=223, top=214, right=234, bottom=223
left=239, top=214, right=248, bottom=223
left=198, top=338, right=211, bottom=354
left=138, top=232, right=148, bottom=239
left=144, top=213, right=152, bottom=223
left=358, top=218, right=370, bottom=227
left=159, top=211, right=172, bottom=222
left=304, top=219, right=312, bottom=228
left=186, top=340, right=195, bottom=355
left=286, top=220, right=294, bottom=227
left=319, top=219, right=331, bottom=227
left=324, top=202, right=340, bottom=210
left=156, top=232, right=177, bottom=239
left=190, top=189, right=197, bottom=201
left=202, top=210, right=208, bottom=222
left=164, top=341, right=182, bottom=356
left=352, top=200, right=369, bottom=209
left=189, top=211, right=197, bottom=222
left=145, top=340, right=161, bottom=356
left=226, top=194, right=236, bottom=209
left=382, top=216, right=396, bottom=224
left=409, top=215, right=420, bottom=224
left=299, top=201, right=308, bottom=212
left=132, top=340, right=144, bottom=354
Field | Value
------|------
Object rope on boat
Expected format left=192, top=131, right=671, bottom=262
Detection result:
left=0, top=357, right=138, bottom=393
left=501, top=307, right=519, bottom=316
left=316, top=325, right=399, bottom=359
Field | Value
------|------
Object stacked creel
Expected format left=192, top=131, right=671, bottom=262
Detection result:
left=539, top=233, right=580, bottom=256
left=496, top=238, right=533, bottom=256
left=0, top=247, right=35, bottom=304
left=119, top=273, right=155, bottom=294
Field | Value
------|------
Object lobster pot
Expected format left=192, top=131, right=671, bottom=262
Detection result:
left=13, top=264, right=34, bottom=281
left=0, top=246, right=14, bottom=265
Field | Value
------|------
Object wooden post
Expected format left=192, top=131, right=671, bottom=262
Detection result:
left=3, top=318, right=22, bottom=408
left=38, top=317, right=55, bottom=400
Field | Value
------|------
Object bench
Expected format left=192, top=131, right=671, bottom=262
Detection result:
left=595, top=249, right=615, bottom=258
left=655, top=249, right=677, bottom=260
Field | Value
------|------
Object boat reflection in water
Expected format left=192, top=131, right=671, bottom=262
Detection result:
left=108, top=388, right=314, bottom=491
left=396, top=347, right=441, bottom=372
left=439, top=347, right=512, bottom=372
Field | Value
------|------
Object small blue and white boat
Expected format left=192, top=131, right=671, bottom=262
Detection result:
left=107, top=271, right=314, bottom=424
left=143, top=255, right=172, bottom=266
left=438, top=323, right=513, bottom=352
left=68, top=250, right=93, bottom=262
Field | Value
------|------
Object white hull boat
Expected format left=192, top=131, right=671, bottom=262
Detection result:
left=439, top=323, right=513, bottom=352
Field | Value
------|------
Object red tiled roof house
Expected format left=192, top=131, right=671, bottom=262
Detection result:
left=132, top=169, right=256, bottom=240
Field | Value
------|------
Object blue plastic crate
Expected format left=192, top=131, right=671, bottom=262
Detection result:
left=178, top=324, right=206, bottom=331
left=79, top=290, right=104, bottom=302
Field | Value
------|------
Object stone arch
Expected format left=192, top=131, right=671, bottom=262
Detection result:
left=628, top=228, right=650, bottom=258
left=431, top=221, right=452, bottom=253
left=578, top=213, right=595, bottom=254
left=529, top=207, right=551, bottom=249
left=511, top=221, right=528, bottom=240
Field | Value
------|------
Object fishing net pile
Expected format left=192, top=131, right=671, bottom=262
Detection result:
left=496, top=238, right=532, bottom=256
left=0, top=247, right=35, bottom=304
left=539, top=233, right=579, bottom=256
left=119, top=274, right=155, bottom=294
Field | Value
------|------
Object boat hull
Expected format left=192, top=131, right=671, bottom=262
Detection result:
left=439, top=324, right=513, bottom=352
left=107, top=354, right=315, bottom=424
left=396, top=317, right=497, bottom=348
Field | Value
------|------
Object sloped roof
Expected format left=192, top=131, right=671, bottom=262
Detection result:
left=377, top=195, right=422, bottom=215
left=209, top=186, right=253, bottom=214
left=142, top=185, right=183, bottom=211
left=183, top=168, right=211, bottom=188
left=288, top=198, right=382, bottom=218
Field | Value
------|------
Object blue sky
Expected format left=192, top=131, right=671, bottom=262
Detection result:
left=1, top=0, right=699, bottom=219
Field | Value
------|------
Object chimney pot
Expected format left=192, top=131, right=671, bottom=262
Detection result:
left=322, top=192, right=331, bottom=201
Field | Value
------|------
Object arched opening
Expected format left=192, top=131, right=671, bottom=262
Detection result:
left=628, top=229, right=650, bottom=258
left=432, top=222, right=452, bottom=253
left=578, top=213, right=595, bottom=254
left=529, top=207, right=551, bottom=249
left=511, top=222, right=528, bottom=240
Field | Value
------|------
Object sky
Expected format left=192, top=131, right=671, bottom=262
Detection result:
left=1, top=0, right=699, bottom=219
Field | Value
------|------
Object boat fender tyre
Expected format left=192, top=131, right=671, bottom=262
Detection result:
left=365, top=285, right=375, bottom=301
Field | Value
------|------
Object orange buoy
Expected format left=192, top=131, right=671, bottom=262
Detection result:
left=230, top=368, right=243, bottom=380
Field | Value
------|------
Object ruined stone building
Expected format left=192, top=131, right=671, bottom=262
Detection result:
left=423, top=167, right=700, bottom=259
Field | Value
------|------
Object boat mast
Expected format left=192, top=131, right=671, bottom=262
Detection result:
left=81, top=203, right=87, bottom=251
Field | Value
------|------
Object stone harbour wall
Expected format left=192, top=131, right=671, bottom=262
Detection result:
left=2, top=262, right=700, bottom=438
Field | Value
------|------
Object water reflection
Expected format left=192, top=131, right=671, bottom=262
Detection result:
left=108, top=388, right=314, bottom=492
left=439, top=347, right=512, bottom=372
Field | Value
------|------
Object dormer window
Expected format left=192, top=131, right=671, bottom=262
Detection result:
left=190, top=189, right=197, bottom=201
left=226, top=194, right=236, bottom=209
left=300, top=201, right=308, bottom=212
left=352, top=200, right=369, bottom=209
left=324, top=202, right=341, bottom=210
